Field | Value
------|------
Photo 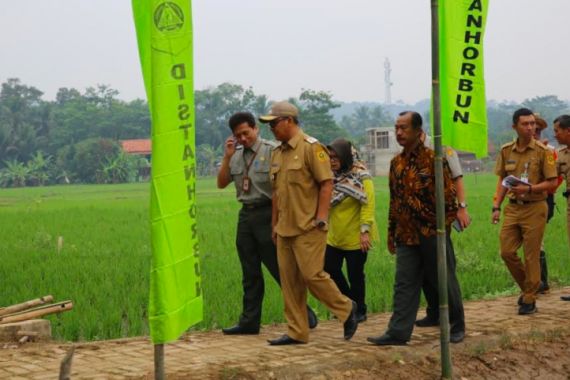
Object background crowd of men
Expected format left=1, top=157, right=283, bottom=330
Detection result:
left=217, top=100, right=570, bottom=346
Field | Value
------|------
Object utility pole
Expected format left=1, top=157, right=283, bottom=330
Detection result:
left=384, top=57, right=393, bottom=105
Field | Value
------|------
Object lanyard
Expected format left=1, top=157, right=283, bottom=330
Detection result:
left=241, top=148, right=258, bottom=192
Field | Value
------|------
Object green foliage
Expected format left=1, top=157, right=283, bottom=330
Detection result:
left=340, top=104, right=393, bottom=144
left=64, top=138, right=121, bottom=183
left=297, top=89, right=348, bottom=143
left=0, top=159, right=30, bottom=187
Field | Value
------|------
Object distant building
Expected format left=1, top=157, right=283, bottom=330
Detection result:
left=121, top=139, right=151, bottom=157
left=120, top=139, right=151, bottom=180
left=360, top=127, right=400, bottom=176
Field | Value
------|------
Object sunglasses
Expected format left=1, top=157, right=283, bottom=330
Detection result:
left=269, top=117, right=288, bottom=128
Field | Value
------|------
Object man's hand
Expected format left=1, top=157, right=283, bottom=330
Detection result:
left=491, top=209, right=500, bottom=225
left=360, top=232, right=372, bottom=252
left=511, top=183, right=531, bottom=196
left=456, top=207, right=471, bottom=229
left=223, top=136, right=237, bottom=158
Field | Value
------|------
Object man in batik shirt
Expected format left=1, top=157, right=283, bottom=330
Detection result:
left=367, top=111, right=465, bottom=346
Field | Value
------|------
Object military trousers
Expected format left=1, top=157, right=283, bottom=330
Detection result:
left=236, top=204, right=281, bottom=329
left=386, top=234, right=465, bottom=342
left=499, top=200, right=547, bottom=304
left=276, top=228, right=352, bottom=342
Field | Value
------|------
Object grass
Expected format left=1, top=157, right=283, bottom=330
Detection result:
left=0, top=174, right=569, bottom=341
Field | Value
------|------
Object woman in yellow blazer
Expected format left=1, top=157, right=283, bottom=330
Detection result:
left=325, top=138, right=379, bottom=323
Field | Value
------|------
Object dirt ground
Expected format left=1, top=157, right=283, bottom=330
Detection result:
left=1, top=288, right=570, bottom=379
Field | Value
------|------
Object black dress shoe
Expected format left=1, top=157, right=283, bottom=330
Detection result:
left=221, top=324, right=259, bottom=335
left=518, top=302, right=537, bottom=315
left=450, top=330, right=465, bottom=343
left=561, top=295, right=570, bottom=301
left=343, top=301, right=358, bottom=340
left=307, top=306, right=318, bottom=329
left=415, top=315, right=439, bottom=327
left=367, top=334, right=407, bottom=346
left=267, top=334, right=304, bottom=346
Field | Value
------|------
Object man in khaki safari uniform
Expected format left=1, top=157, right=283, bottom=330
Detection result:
left=260, top=101, right=358, bottom=345
left=553, top=114, right=570, bottom=302
left=492, top=108, right=558, bottom=314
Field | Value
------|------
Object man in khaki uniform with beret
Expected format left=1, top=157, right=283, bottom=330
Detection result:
left=553, top=114, right=570, bottom=302
left=260, top=101, right=358, bottom=345
left=492, top=108, right=558, bottom=314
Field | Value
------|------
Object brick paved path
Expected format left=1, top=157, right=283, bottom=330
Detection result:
left=1, top=288, right=569, bottom=379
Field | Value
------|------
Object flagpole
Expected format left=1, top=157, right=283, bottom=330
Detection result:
left=154, top=343, right=165, bottom=380
left=430, top=0, right=453, bottom=379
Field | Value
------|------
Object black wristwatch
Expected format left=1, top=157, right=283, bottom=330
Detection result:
left=492, top=206, right=500, bottom=212
left=314, top=219, right=328, bottom=230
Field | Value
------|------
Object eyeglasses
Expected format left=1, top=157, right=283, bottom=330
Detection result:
left=269, top=117, right=288, bottom=128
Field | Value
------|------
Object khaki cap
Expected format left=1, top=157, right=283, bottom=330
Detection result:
left=259, top=101, right=299, bottom=123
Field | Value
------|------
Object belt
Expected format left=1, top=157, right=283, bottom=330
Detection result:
left=242, top=202, right=271, bottom=210
left=509, top=198, right=543, bottom=205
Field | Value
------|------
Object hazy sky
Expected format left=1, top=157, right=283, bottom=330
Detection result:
left=1, top=1, right=568, bottom=104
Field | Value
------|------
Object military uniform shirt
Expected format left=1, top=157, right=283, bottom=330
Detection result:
left=557, top=146, right=570, bottom=188
left=270, top=132, right=333, bottom=237
left=423, top=134, right=463, bottom=179
left=229, top=138, right=276, bottom=204
left=494, top=138, right=557, bottom=202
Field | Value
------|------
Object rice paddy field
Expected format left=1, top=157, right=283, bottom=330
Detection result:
left=1, top=174, right=569, bottom=342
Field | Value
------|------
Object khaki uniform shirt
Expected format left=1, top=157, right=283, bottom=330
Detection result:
left=270, top=132, right=333, bottom=237
left=229, top=138, right=276, bottom=204
left=556, top=146, right=570, bottom=189
left=423, top=135, right=463, bottom=179
left=494, top=138, right=557, bottom=202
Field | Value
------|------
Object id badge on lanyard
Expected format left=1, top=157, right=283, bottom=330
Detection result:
left=242, top=149, right=258, bottom=193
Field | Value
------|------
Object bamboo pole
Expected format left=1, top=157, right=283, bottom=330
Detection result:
left=0, top=295, right=54, bottom=317
left=154, top=344, right=165, bottom=380
left=0, top=301, right=73, bottom=324
left=430, top=0, right=453, bottom=379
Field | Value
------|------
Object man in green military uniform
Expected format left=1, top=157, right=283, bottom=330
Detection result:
left=217, top=112, right=317, bottom=335
left=260, top=101, right=358, bottom=345
left=492, top=108, right=558, bottom=314
left=553, top=114, right=570, bottom=302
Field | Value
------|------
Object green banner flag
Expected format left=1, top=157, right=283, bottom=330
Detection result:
left=438, top=0, right=489, bottom=158
left=132, top=0, right=202, bottom=344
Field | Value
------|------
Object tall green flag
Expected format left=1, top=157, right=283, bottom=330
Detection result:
left=132, top=0, right=202, bottom=344
left=438, top=0, right=489, bottom=158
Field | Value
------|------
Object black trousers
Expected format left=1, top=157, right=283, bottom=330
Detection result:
left=236, top=205, right=281, bottom=329
left=422, top=237, right=459, bottom=321
left=324, top=245, right=368, bottom=315
left=386, top=234, right=465, bottom=341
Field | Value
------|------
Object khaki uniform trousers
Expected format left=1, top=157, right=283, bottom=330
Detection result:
left=276, top=227, right=352, bottom=342
left=499, top=201, right=547, bottom=304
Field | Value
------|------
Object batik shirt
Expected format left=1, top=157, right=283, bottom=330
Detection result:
left=388, top=142, right=457, bottom=252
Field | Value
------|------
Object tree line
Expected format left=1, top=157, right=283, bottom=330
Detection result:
left=0, top=77, right=568, bottom=187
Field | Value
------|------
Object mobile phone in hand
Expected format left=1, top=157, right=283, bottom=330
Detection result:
left=452, top=219, right=463, bottom=232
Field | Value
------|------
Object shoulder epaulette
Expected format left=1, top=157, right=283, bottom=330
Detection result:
left=501, top=141, right=515, bottom=150
left=304, top=136, right=318, bottom=144
left=535, top=140, right=547, bottom=150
